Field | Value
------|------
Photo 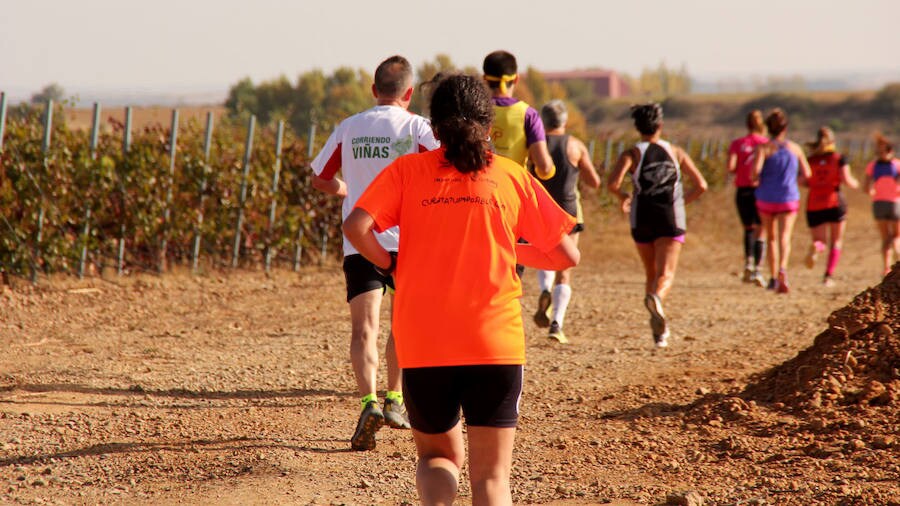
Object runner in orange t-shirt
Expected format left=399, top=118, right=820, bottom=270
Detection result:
left=343, top=74, right=579, bottom=506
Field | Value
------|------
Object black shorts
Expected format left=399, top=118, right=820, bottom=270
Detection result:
left=735, top=187, right=761, bottom=227
left=342, top=253, right=395, bottom=302
left=571, top=223, right=584, bottom=234
left=873, top=201, right=900, bottom=221
left=806, top=205, right=847, bottom=228
left=402, top=364, right=523, bottom=434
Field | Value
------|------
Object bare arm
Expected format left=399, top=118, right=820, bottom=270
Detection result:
left=840, top=163, right=860, bottom=190
left=751, top=144, right=768, bottom=183
left=677, top=147, right=708, bottom=205
left=726, top=152, right=738, bottom=174
left=789, top=142, right=813, bottom=184
left=341, top=208, right=392, bottom=270
left=607, top=149, right=635, bottom=214
left=863, top=174, right=874, bottom=196
left=570, top=137, right=601, bottom=189
left=312, top=174, right=348, bottom=198
left=529, top=141, right=556, bottom=180
left=515, top=234, right=579, bottom=270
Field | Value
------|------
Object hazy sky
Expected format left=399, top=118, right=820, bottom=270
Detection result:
left=2, top=0, right=898, bottom=94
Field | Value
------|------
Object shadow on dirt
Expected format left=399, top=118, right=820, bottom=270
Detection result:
left=0, top=437, right=351, bottom=467
left=0, top=383, right=351, bottom=402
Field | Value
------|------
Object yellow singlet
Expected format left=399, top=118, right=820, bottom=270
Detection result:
left=490, top=101, right=529, bottom=166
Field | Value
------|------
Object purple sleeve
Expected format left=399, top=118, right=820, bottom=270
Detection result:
left=524, top=106, right=546, bottom=146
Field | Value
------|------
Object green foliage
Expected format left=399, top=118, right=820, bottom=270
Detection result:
left=871, top=82, right=900, bottom=118
left=30, top=83, right=66, bottom=104
left=1, top=104, right=342, bottom=279
left=634, top=62, right=692, bottom=96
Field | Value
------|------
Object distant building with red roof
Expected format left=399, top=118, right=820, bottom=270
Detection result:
left=540, top=69, right=631, bottom=98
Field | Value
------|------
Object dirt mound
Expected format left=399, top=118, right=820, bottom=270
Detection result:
left=688, top=263, right=900, bottom=436
left=741, top=263, right=900, bottom=413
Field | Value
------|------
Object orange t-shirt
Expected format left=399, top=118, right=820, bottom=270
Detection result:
left=355, top=148, right=576, bottom=368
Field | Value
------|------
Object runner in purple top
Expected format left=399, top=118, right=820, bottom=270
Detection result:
left=752, top=108, right=812, bottom=293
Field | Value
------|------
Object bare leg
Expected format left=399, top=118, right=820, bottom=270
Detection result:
left=652, top=238, right=682, bottom=301
left=384, top=293, right=401, bottom=393
left=877, top=221, right=892, bottom=275
left=348, top=290, right=383, bottom=398
left=890, top=220, right=900, bottom=269
left=413, top=423, right=466, bottom=506
left=759, top=213, right=777, bottom=280
left=635, top=241, right=657, bottom=295
left=807, top=223, right=827, bottom=268
left=776, top=212, right=797, bottom=272
left=467, top=426, right=516, bottom=506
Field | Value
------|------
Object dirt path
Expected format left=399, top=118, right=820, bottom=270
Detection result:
left=1, top=189, right=898, bottom=505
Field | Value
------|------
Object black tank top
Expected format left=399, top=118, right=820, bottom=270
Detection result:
left=536, top=134, right=579, bottom=217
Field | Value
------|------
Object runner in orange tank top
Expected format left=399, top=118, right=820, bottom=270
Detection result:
left=802, top=127, right=859, bottom=286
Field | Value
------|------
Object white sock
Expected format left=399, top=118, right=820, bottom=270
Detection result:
left=550, top=284, right=572, bottom=327
left=537, top=270, right=554, bottom=293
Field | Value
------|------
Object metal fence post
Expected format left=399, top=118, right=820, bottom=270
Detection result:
left=192, top=111, right=214, bottom=273
left=0, top=92, right=7, bottom=153
left=265, top=121, right=285, bottom=273
left=78, top=102, right=101, bottom=279
left=307, top=122, right=316, bottom=159
left=159, top=109, right=179, bottom=273
left=31, top=99, right=53, bottom=283
left=293, top=227, right=304, bottom=272
left=604, top=138, right=612, bottom=169
left=117, top=107, right=132, bottom=275
left=232, top=115, right=255, bottom=268
left=588, top=139, right=596, bottom=162
left=320, top=228, right=327, bottom=265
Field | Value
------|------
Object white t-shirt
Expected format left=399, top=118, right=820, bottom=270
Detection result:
left=311, top=105, right=439, bottom=256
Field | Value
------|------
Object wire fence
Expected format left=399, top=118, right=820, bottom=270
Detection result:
left=0, top=92, right=878, bottom=284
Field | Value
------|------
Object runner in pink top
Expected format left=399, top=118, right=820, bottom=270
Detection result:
left=863, top=134, right=900, bottom=276
left=727, top=110, right=768, bottom=286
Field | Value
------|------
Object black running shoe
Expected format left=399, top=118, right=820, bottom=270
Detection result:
left=350, top=401, right=385, bottom=451
left=533, top=290, right=552, bottom=328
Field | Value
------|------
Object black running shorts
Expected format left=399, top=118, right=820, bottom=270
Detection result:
left=806, top=204, right=847, bottom=228
left=735, top=187, right=761, bottom=227
left=342, top=253, right=395, bottom=302
left=873, top=201, right=900, bottom=221
left=402, top=364, right=523, bottom=434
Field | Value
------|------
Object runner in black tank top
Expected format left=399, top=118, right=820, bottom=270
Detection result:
left=531, top=100, right=600, bottom=344
left=608, top=103, right=708, bottom=349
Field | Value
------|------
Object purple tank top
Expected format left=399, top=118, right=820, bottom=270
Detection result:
left=755, top=142, right=799, bottom=203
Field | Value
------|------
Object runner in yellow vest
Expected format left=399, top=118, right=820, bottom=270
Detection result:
left=482, top=50, right=555, bottom=178
left=484, top=50, right=557, bottom=283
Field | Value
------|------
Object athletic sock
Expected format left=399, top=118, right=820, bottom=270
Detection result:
left=550, top=284, right=572, bottom=327
left=753, top=240, right=765, bottom=267
left=537, top=270, right=554, bottom=293
left=826, top=248, right=841, bottom=276
left=743, top=230, right=754, bottom=260
left=360, top=393, right=377, bottom=409
left=814, top=241, right=826, bottom=253
left=384, top=390, right=403, bottom=404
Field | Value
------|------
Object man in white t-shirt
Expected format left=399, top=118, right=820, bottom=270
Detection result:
left=311, top=55, right=439, bottom=451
